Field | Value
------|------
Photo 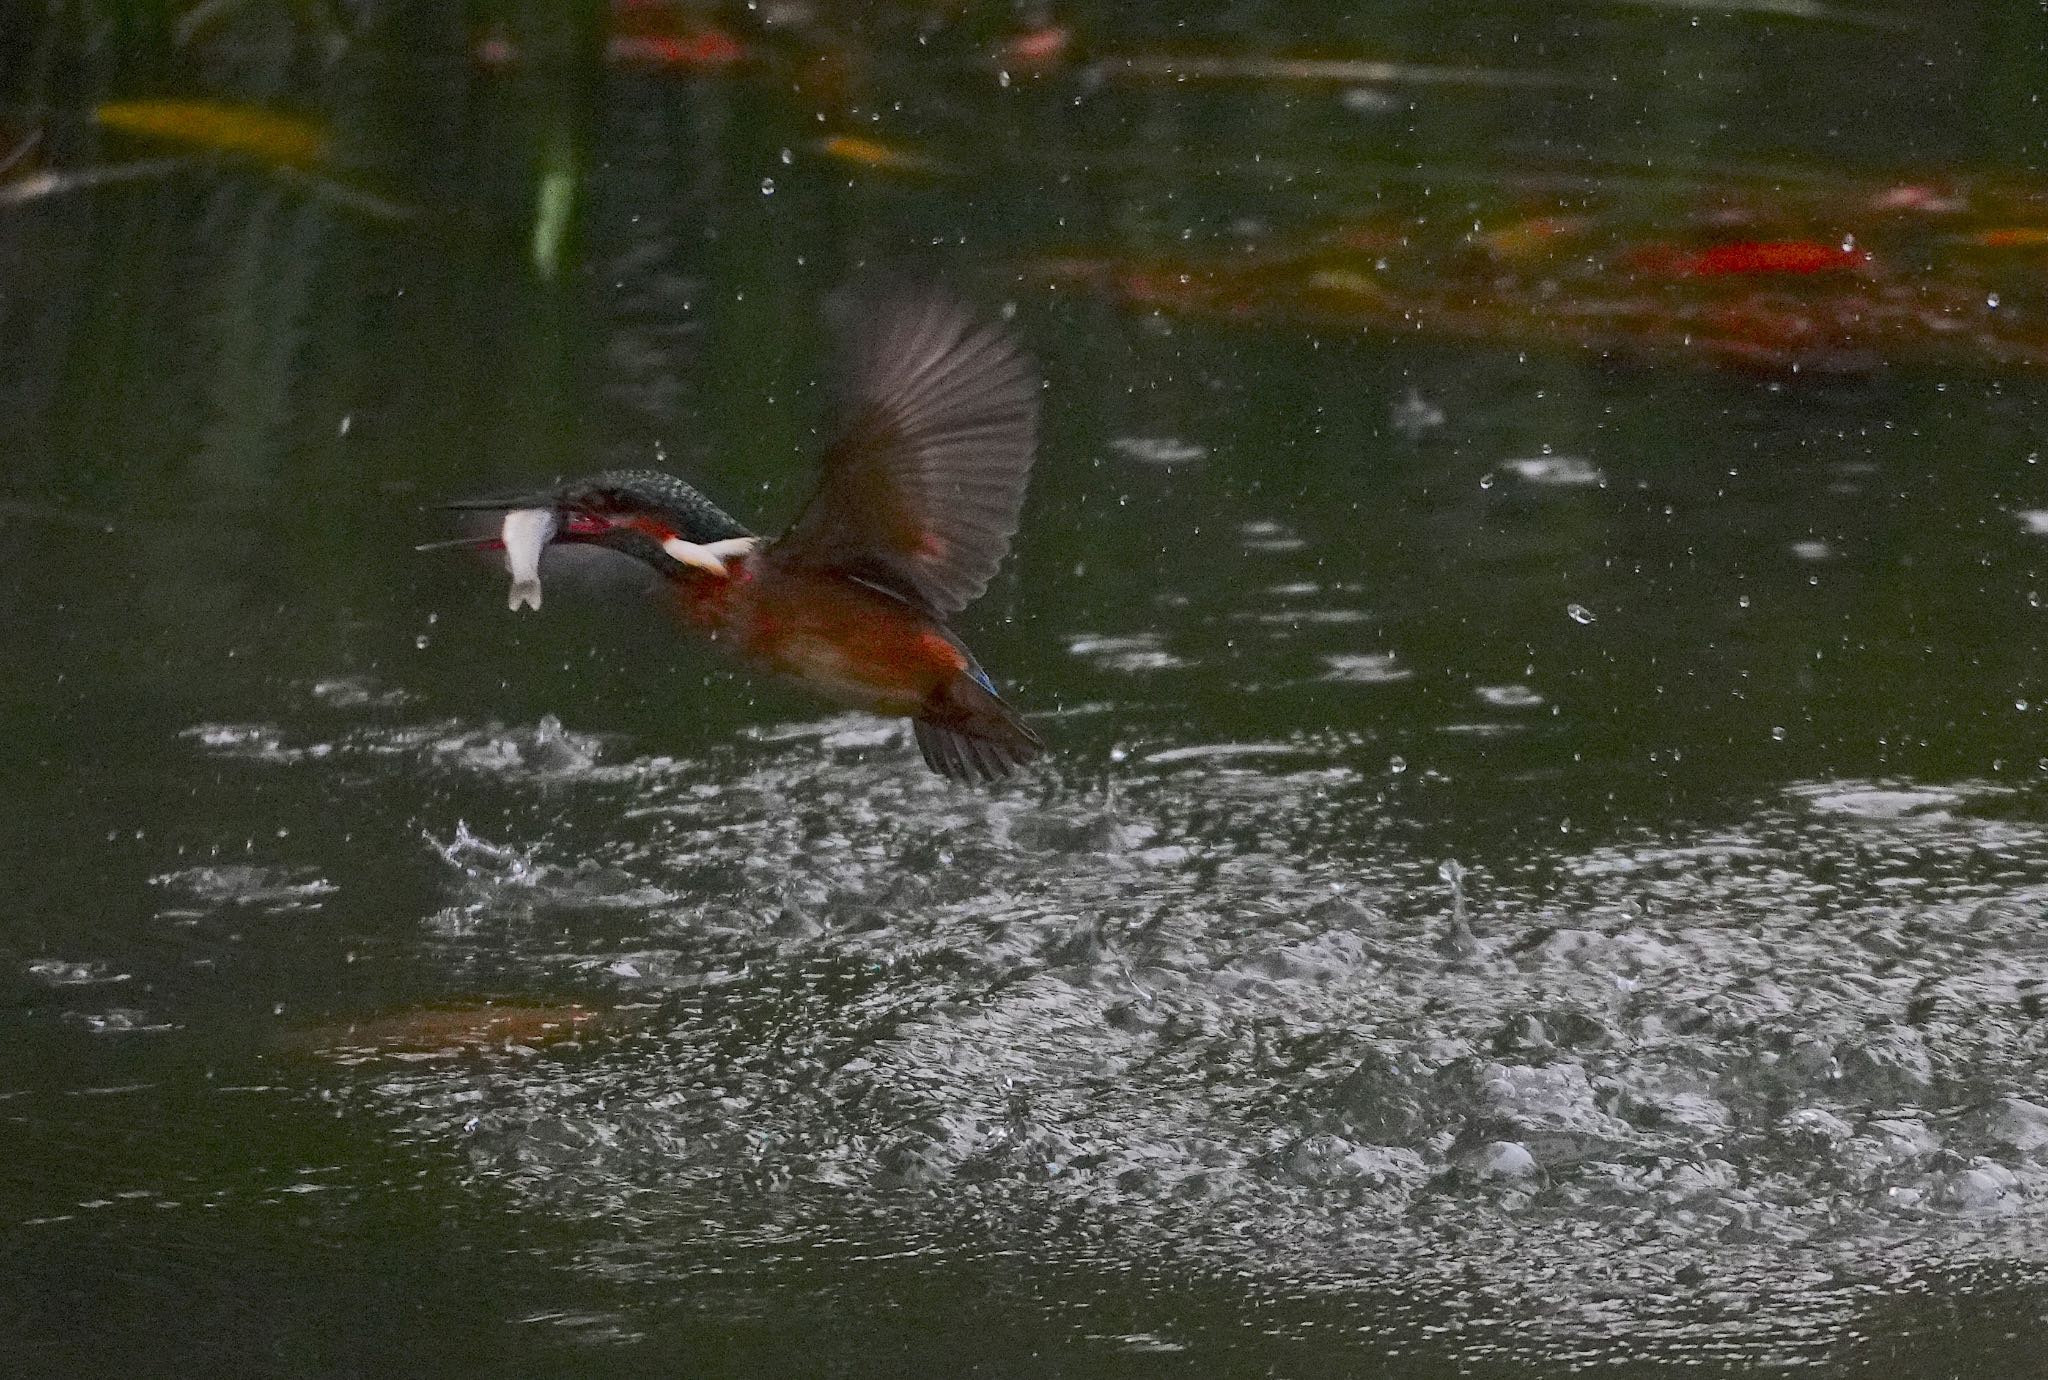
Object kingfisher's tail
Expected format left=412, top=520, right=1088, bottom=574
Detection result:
left=913, top=670, right=1044, bottom=784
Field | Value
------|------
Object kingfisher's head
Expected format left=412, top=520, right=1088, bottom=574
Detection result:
left=424, top=468, right=758, bottom=610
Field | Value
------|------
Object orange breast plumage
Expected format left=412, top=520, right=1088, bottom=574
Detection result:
left=725, top=571, right=966, bottom=713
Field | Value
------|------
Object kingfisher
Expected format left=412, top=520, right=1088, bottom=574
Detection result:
left=422, top=284, right=1045, bottom=783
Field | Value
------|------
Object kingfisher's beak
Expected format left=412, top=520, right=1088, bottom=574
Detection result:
left=414, top=490, right=560, bottom=549
left=418, top=496, right=564, bottom=612
left=435, top=490, right=560, bottom=514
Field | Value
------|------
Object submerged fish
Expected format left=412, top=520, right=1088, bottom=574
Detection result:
left=500, top=507, right=559, bottom=611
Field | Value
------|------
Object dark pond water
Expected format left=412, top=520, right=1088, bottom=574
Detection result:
left=8, top=4, right=2048, bottom=1375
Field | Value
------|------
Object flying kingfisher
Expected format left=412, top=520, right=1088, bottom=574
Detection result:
left=423, top=284, right=1045, bottom=783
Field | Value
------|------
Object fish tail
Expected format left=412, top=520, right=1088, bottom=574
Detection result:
left=508, top=579, right=542, bottom=611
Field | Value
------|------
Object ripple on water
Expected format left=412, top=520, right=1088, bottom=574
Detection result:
left=1066, top=632, right=1188, bottom=673
left=1791, top=780, right=1986, bottom=820
left=150, top=865, right=337, bottom=912
left=1107, top=436, right=1208, bottom=466
left=1502, top=455, right=1605, bottom=488
left=177, top=702, right=2048, bottom=1365
left=184, top=713, right=674, bottom=787
left=1239, top=518, right=1308, bottom=553
left=1319, top=652, right=1412, bottom=684
left=24, top=958, right=129, bottom=986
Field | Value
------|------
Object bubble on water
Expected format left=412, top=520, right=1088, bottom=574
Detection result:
left=759, top=177, right=775, bottom=195
left=1988, top=291, right=2002, bottom=309
left=1738, top=594, right=1752, bottom=609
left=1772, top=726, right=1787, bottom=741
left=414, top=634, right=430, bottom=650
left=2019, top=699, right=2032, bottom=712
left=1387, top=754, right=1407, bottom=774
left=1566, top=603, right=1596, bottom=625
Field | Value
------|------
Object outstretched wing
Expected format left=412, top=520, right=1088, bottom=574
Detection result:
left=770, top=284, right=1038, bottom=616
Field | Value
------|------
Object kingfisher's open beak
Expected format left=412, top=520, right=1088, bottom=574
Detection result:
left=414, top=490, right=561, bottom=549
left=436, top=491, right=560, bottom=514
left=418, top=495, right=564, bottom=611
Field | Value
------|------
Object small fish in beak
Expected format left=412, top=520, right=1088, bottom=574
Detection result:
left=501, top=507, right=559, bottom=611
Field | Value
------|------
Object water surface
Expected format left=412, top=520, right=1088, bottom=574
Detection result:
left=6, top=4, right=2048, bottom=1375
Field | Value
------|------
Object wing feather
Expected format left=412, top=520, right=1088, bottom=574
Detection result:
left=770, top=285, right=1038, bottom=615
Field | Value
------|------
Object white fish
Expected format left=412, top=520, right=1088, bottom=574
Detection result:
left=501, top=508, right=559, bottom=611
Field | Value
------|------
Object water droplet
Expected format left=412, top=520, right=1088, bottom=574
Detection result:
left=414, top=634, right=429, bottom=650
left=1988, top=291, right=2002, bottom=309
left=759, top=177, right=775, bottom=195
left=1566, top=603, right=1596, bottom=625
left=1108, top=745, right=1130, bottom=764
left=1771, top=726, right=1787, bottom=741
left=778, top=147, right=793, bottom=164
left=1478, top=472, right=1495, bottom=489
left=1738, top=594, right=1752, bottom=609
left=2019, top=699, right=2032, bottom=712
left=1388, top=755, right=1408, bottom=774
